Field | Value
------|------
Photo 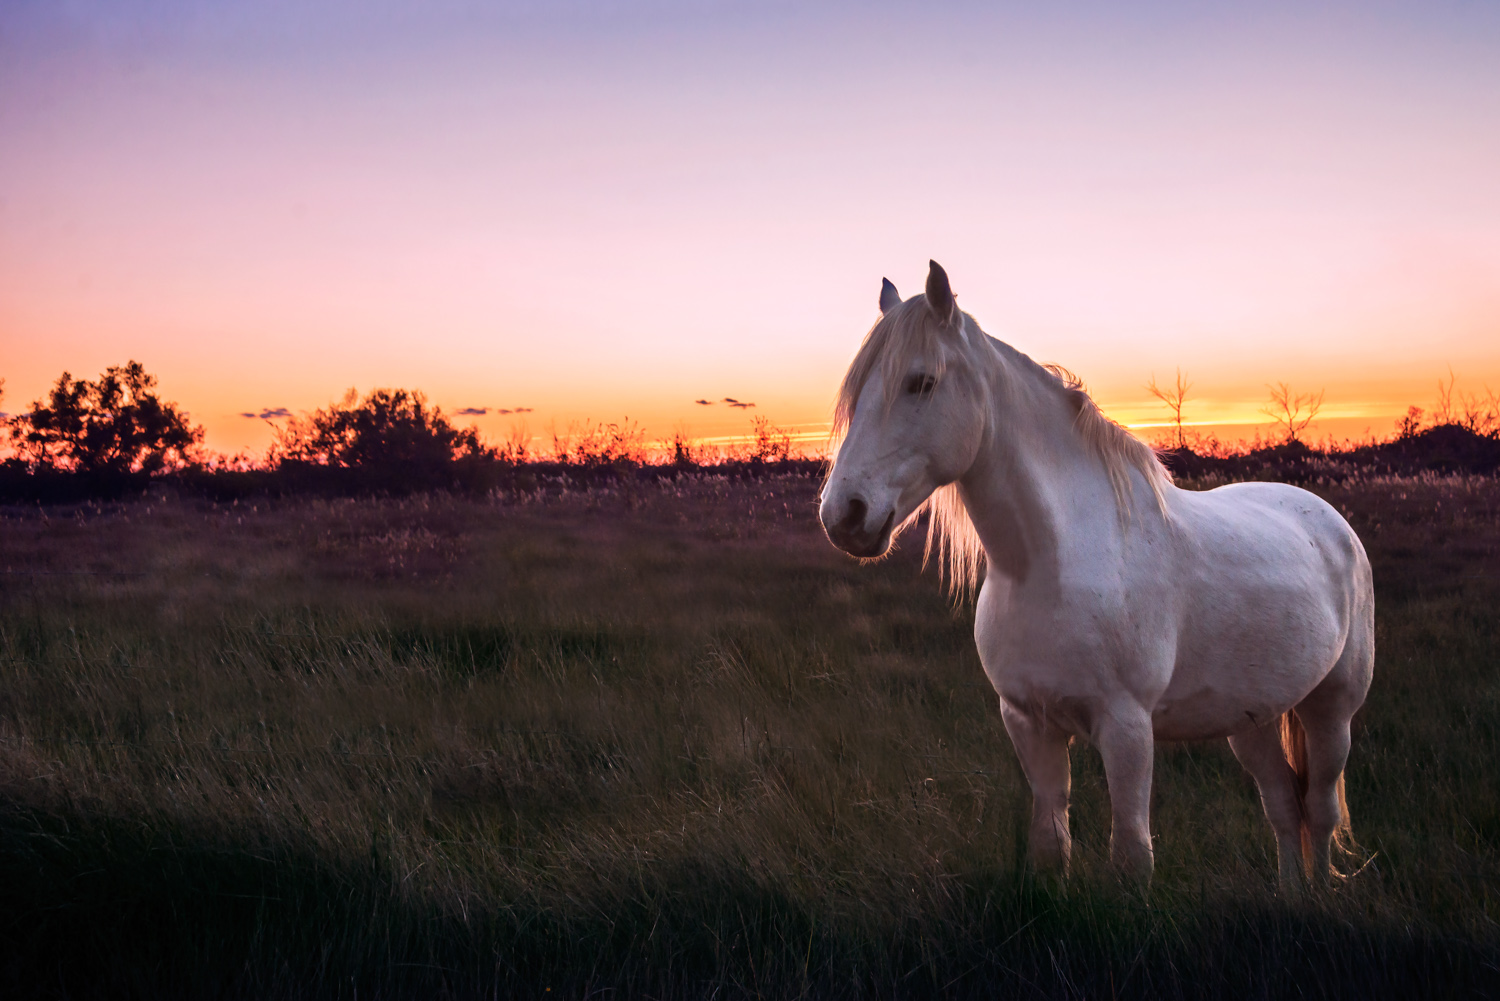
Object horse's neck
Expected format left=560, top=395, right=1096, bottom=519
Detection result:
left=958, top=352, right=1121, bottom=587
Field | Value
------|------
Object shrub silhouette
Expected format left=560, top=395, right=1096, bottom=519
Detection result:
left=6, top=361, right=202, bottom=475
left=273, top=389, right=486, bottom=487
left=1395, top=406, right=1425, bottom=441
left=547, top=419, right=648, bottom=466
left=749, top=414, right=792, bottom=462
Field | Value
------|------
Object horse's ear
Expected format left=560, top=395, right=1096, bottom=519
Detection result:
left=925, top=260, right=956, bottom=325
left=879, top=278, right=901, bottom=314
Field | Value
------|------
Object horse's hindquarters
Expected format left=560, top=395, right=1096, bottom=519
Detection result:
left=1156, top=482, right=1372, bottom=741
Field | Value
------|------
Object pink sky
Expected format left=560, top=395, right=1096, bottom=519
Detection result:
left=3, top=1, right=1498, bottom=456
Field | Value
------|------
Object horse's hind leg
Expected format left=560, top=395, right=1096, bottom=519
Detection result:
left=1294, top=685, right=1366, bottom=882
left=1294, top=612, right=1374, bottom=883
left=1228, top=721, right=1306, bottom=892
left=999, top=702, right=1073, bottom=875
left=1289, top=702, right=1351, bottom=883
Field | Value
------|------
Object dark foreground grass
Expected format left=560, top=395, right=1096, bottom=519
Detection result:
left=1, top=472, right=1498, bottom=998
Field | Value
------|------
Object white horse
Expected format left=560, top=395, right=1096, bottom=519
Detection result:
left=820, top=261, right=1374, bottom=890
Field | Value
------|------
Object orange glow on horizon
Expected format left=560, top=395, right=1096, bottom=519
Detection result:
left=5, top=340, right=1495, bottom=461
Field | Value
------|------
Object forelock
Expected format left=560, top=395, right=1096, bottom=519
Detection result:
left=832, top=296, right=962, bottom=438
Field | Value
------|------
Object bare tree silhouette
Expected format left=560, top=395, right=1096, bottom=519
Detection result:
left=1432, top=368, right=1500, bottom=435
left=1434, top=368, right=1458, bottom=426
left=1146, top=369, right=1193, bottom=450
left=1263, top=382, right=1324, bottom=445
left=1459, top=386, right=1500, bottom=435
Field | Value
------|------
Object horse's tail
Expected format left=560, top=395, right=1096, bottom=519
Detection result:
left=1279, top=709, right=1357, bottom=878
left=1278, top=710, right=1313, bottom=875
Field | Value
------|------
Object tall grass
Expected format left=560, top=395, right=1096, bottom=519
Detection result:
left=1, top=472, right=1498, bottom=997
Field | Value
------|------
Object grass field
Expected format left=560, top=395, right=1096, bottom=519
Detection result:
left=1, top=471, right=1498, bottom=998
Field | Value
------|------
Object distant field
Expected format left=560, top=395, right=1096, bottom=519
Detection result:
left=1, top=471, right=1498, bottom=998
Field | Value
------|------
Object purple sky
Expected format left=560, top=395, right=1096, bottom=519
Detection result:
left=4, top=1, right=1499, bottom=451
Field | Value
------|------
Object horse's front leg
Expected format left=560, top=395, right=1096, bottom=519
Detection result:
left=999, top=701, right=1073, bottom=875
left=1096, top=708, right=1156, bottom=884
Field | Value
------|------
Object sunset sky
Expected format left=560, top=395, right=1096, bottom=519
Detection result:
left=3, top=1, right=1498, bottom=456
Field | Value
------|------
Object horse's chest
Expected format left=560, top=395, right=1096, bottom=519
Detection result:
left=976, top=617, right=1103, bottom=715
left=985, top=668, right=1101, bottom=737
left=973, top=586, right=1170, bottom=722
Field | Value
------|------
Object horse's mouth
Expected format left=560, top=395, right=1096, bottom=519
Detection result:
left=834, top=508, right=896, bottom=559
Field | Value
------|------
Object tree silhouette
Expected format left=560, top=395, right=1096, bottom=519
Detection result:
left=1263, top=382, right=1324, bottom=445
left=272, top=388, right=485, bottom=481
left=7, top=361, right=202, bottom=474
left=1431, top=369, right=1500, bottom=435
left=1146, top=369, right=1192, bottom=450
left=1433, top=368, right=1457, bottom=426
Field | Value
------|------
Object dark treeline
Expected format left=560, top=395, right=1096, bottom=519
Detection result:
left=1161, top=422, right=1500, bottom=482
left=0, top=363, right=820, bottom=504
left=3, top=362, right=1499, bottom=505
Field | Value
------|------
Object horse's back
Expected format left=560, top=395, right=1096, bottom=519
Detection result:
left=1170, top=480, right=1368, bottom=592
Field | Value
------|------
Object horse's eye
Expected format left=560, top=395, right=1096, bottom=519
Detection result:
left=905, top=374, right=937, bottom=396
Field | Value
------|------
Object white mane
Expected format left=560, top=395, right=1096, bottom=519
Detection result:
left=831, top=295, right=1171, bottom=598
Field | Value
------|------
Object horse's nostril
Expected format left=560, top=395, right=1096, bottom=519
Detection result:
left=842, top=497, right=868, bottom=530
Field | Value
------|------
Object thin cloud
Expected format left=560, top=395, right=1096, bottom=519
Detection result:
left=494, top=406, right=533, bottom=415
left=242, top=407, right=291, bottom=420
left=726, top=398, right=755, bottom=409
left=456, top=407, right=487, bottom=416
left=694, top=399, right=714, bottom=406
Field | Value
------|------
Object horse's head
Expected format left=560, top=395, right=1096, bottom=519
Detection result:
left=820, top=261, right=988, bottom=559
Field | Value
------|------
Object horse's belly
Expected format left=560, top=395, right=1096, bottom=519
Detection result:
left=1153, top=609, right=1345, bottom=740
left=1150, top=688, right=1295, bottom=741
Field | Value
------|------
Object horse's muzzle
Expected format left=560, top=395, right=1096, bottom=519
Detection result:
left=821, top=496, right=896, bottom=558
